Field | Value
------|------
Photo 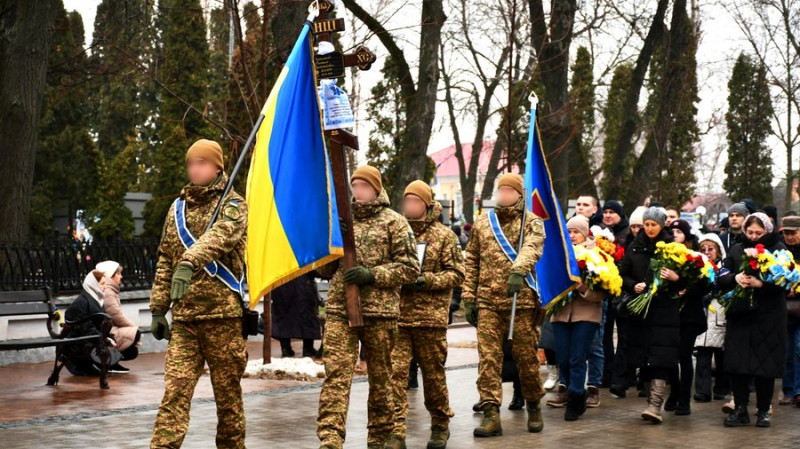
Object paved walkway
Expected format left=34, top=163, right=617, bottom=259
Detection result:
left=1, top=326, right=798, bottom=447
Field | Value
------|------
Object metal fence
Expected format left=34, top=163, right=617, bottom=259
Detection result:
left=0, top=239, right=159, bottom=294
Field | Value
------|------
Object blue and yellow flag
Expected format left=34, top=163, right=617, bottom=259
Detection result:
left=524, top=103, right=581, bottom=308
left=246, top=22, right=343, bottom=307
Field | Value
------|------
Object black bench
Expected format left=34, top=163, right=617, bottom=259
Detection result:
left=0, top=288, right=114, bottom=389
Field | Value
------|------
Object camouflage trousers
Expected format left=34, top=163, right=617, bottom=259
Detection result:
left=390, top=327, right=454, bottom=437
left=317, top=315, right=397, bottom=448
left=151, top=318, right=248, bottom=449
left=476, top=307, right=544, bottom=407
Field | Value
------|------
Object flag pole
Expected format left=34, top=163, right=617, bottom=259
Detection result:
left=204, top=3, right=321, bottom=233
left=508, top=187, right=527, bottom=341
left=205, top=114, right=265, bottom=233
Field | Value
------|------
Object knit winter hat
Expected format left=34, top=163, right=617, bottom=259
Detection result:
left=669, top=219, right=692, bottom=237
left=404, top=180, right=433, bottom=207
left=727, top=202, right=749, bottom=217
left=185, top=139, right=224, bottom=170
left=747, top=212, right=774, bottom=234
left=629, top=206, right=648, bottom=226
left=350, top=165, right=383, bottom=195
left=567, top=215, right=590, bottom=239
left=763, top=205, right=778, bottom=223
left=497, top=173, right=524, bottom=196
left=95, top=260, right=121, bottom=279
left=642, top=206, right=667, bottom=228
left=603, top=200, right=624, bottom=217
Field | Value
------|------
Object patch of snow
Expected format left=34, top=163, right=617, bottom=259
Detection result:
left=245, top=357, right=325, bottom=378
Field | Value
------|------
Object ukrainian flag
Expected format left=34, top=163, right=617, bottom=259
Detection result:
left=524, top=100, right=581, bottom=308
left=245, top=22, right=343, bottom=308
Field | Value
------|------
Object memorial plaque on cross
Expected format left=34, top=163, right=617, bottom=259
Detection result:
left=312, top=0, right=376, bottom=328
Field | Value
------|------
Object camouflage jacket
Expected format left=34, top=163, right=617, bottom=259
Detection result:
left=318, top=189, right=420, bottom=319
left=399, top=201, right=465, bottom=329
left=149, top=172, right=247, bottom=322
left=463, top=199, right=545, bottom=310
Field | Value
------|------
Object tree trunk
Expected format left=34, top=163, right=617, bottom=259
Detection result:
left=602, top=0, right=669, bottom=202
left=533, top=0, right=577, bottom=207
left=623, top=0, right=691, bottom=208
left=393, top=0, right=446, bottom=208
left=0, top=0, right=58, bottom=242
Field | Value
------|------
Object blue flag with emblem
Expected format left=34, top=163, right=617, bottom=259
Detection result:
left=524, top=100, right=581, bottom=308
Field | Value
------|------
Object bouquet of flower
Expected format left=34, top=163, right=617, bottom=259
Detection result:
left=719, top=244, right=800, bottom=312
left=591, top=226, right=626, bottom=262
left=547, top=244, right=623, bottom=318
left=627, top=241, right=715, bottom=317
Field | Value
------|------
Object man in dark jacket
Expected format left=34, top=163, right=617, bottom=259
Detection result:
left=719, top=203, right=748, bottom=251
left=601, top=200, right=629, bottom=245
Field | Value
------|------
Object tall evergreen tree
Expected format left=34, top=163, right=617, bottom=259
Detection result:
left=567, top=46, right=597, bottom=199
left=32, top=5, right=102, bottom=239
left=723, top=53, right=774, bottom=206
left=600, top=63, right=635, bottom=200
left=641, top=19, right=699, bottom=207
left=142, top=0, right=211, bottom=236
left=89, top=0, right=156, bottom=161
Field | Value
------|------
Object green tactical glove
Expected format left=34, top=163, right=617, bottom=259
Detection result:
left=507, top=271, right=526, bottom=297
left=170, top=262, right=194, bottom=301
left=406, top=275, right=429, bottom=292
left=464, top=301, right=478, bottom=327
left=343, top=266, right=375, bottom=286
left=151, top=313, right=171, bottom=341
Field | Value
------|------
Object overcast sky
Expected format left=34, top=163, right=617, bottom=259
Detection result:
left=63, top=0, right=788, bottom=196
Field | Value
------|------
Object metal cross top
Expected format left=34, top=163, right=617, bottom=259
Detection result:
left=312, top=0, right=376, bottom=79
left=310, top=0, right=376, bottom=328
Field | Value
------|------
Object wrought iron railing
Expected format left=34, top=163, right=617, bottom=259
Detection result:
left=0, top=239, right=159, bottom=294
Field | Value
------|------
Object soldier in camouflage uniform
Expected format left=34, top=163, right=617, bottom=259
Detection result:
left=316, top=165, right=420, bottom=449
left=385, top=181, right=465, bottom=449
left=462, top=173, right=546, bottom=437
left=149, top=139, right=249, bottom=449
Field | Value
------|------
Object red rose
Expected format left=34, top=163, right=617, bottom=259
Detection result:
left=686, top=254, right=694, bottom=262
left=749, top=259, right=759, bottom=271
left=756, top=244, right=765, bottom=254
left=578, top=260, right=587, bottom=270
left=695, top=259, right=704, bottom=268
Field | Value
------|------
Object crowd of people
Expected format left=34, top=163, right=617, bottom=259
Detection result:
left=58, top=138, right=799, bottom=448
left=542, top=195, right=800, bottom=428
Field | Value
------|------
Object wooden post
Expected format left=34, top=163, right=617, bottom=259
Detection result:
left=262, top=292, right=271, bottom=363
left=312, top=0, right=376, bottom=327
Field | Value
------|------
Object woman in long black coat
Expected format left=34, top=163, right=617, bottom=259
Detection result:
left=620, top=207, right=683, bottom=424
left=271, top=273, right=322, bottom=357
left=664, top=219, right=707, bottom=415
left=718, top=213, right=787, bottom=428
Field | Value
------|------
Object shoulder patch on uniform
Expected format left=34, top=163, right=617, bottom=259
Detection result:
left=222, top=201, right=242, bottom=222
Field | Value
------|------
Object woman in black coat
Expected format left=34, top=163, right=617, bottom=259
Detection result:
left=620, top=207, right=683, bottom=424
left=664, top=219, right=707, bottom=415
left=271, top=273, right=322, bottom=357
left=718, top=213, right=787, bottom=428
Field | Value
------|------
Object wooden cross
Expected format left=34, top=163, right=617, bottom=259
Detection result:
left=312, top=0, right=376, bottom=328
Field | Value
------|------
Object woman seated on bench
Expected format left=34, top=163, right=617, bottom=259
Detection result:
left=63, top=270, right=123, bottom=375
left=95, top=260, right=141, bottom=373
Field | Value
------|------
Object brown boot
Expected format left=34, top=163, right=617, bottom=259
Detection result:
left=473, top=404, right=503, bottom=437
left=427, top=424, right=449, bottom=449
left=546, top=384, right=568, bottom=408
left=586, top=385, right=601, bottom=408
left=641, top=379, right=666, bottom=424
left=526, top=400, right=544, bottom=432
